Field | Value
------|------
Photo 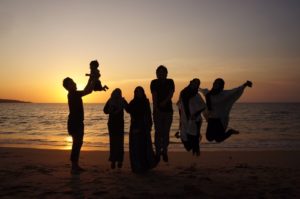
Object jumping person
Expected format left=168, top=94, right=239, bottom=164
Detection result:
left=177, top=78, right=206, bottom=156
left=150, top=65, right=175, bottom=162
left=200, top=79, right=252, bottom=142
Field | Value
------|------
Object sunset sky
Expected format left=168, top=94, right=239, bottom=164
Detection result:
left=0, top=0, right=299, bottom=103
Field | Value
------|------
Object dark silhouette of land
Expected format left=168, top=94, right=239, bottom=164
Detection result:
left=0, top=99, right=31, bottom=103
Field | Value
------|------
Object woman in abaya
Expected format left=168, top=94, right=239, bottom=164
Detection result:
left=126, top=86, right=157, bottom=173
left=104, top=88, right=128, bottom=169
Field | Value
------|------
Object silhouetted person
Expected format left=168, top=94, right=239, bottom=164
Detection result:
left=126, top=86, right=156, bottom=173
left=177, top=78, right=206, bottom=156
left=150, top=65, right=175, bottom=162
left=63, top=76, right=95, bottom=174
left=103, top=88, right=128, bottom=169
left=200, top=79, right=253, bottom=142
left=86, top=60, right=108, bottom=91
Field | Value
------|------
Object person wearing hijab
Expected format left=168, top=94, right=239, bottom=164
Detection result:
left=200, top=78, right=252, bottom=142
left=126, top=86, right=157, bottom=173
left=177, top=78, right=206, bottom=156
left=104, top=88, right=128, bottom=169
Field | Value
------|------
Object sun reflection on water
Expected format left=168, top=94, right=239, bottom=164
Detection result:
left=62, top=136, right=72, bottom=150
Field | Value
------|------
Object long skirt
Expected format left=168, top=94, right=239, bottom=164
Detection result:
left=129, top=128, right=156, bottom=173
left=108, top=123, right=124, bottom=162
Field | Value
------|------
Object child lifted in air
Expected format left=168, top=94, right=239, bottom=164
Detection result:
left=86, top=60, right=109, bottom=91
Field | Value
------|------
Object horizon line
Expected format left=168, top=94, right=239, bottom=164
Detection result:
left=2, top=102, right=300, bottom=104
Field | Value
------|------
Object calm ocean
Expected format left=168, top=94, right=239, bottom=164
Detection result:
left=0, top=103, right=300, bottom=151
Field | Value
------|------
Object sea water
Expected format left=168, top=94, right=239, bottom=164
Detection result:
left=0, top=103, right=300, bottom=151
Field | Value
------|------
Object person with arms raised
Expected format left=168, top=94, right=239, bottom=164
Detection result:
left=63, top=64, right=96, bottom=174
left=200, top=79, right=253, bottom=143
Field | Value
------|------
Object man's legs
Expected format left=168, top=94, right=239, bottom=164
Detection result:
left=154, top=111, right=163, bottom=159
left=70, top=124, right=84, bottom=173
left=71, top=133, right=83, bottom=162
left=161, top=112, right=173, bottom=161
left=154, top=110, right=173, bottom=162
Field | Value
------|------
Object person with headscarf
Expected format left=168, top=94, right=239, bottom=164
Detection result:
left=104, top=88, right=128, bottom=169
left=177, top=78, right=206, bottom=156
left=200, top=78, right=252, bottom=142
left=126, top=86, right=157, bottom=173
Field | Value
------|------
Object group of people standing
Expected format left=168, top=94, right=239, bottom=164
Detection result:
left=63, top=62, right=252, bottom=174
left=103, top=65, right=174, bottom=173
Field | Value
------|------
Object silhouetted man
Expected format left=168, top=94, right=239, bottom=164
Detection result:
left=150, top=65, right=175, bottom=162
left=63, top=76, right=95, bottom=174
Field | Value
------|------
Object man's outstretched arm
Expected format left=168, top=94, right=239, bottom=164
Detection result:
left=82, top=77, right=95, bottom=96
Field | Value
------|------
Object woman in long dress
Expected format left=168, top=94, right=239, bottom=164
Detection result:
left=126, top=86, right=157, bottom=173
left=200, top=78, right=252, bottom=142
left=103, top=88, right=128, bottom=169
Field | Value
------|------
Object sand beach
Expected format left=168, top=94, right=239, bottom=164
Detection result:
left=0, top=147, right=299, bottom=198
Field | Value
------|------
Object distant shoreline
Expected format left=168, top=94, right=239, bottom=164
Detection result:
left=0, top=99, right=31, bottom=103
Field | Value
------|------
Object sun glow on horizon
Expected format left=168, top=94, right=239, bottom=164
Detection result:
left=0, top=0, right=299, bottom=103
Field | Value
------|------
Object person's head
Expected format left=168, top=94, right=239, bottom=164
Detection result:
left=189, top=78, right=201, bottom=90
left=212, top=78, right=225, bottom=93
left=63, top=77, right=77, bottom=92
left=134, top=86, right=146, bottom=99
left=156, top=65, right=168, bottom=79
left=90, top=60, right=99, bottom=70
left=111, top=88, right=122, bottom=99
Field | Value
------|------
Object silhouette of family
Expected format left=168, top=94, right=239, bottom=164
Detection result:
left=63, top=60, right=252, bottom=174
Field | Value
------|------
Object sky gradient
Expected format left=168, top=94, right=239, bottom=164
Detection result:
left=1, top=0, right=299, bottom=103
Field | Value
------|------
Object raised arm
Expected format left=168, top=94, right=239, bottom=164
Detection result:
left=224, top=80, right=253, bottom=104
left=81, top=77, right=95, bottom=96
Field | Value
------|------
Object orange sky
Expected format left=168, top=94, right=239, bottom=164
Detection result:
left=0, top=0, right=299, bottom=103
